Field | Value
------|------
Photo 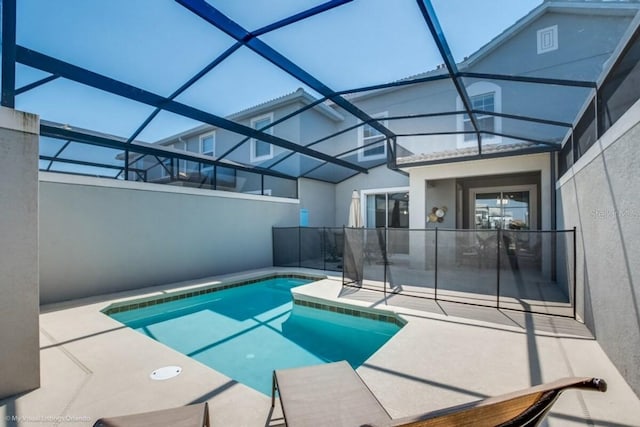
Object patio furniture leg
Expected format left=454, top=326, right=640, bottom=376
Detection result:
left=271, top=372, right=277, bottom=408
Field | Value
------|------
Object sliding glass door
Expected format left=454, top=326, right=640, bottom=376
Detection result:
left=364, top=189, right=409, bottom=256
left=365, top=191, right=409, bottom=228
left=472, top=186, right=536, bottom=230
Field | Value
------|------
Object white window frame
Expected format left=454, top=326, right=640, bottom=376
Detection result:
left=250, top=113, right=274, bottom=163
left=357, top=112, right=388, bottom=162
left=456, top=82, right=502, bottom=149
left=463, top=93, right=494, bottom=141
left=537, top=25, right=558, bottom=54
left=199, top=132, right=216, bottom=173
left=361, top=186, right=410, bottom=228
left=159, top=157, right=169, bottom=178
left=177, top=140, right=187, bottom=176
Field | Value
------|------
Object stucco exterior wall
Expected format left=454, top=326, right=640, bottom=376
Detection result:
left=39, top=173, right=299, bottom=304
left=334, top=165, right=409, bottom=227
left=0, top=108, right=40, bottom=398
left=556, top=98, right=640, bottom=397
left=298, top=178, right=335, bottom=227
left=300, top=106, right=340, bottom=146
left=347, top=80, right=460, bottom=157
left=472, top=11, right=634, bottom=81
left=406, top=153, right=552, bottom=231
left=424, top=179, right=457, bottom=230
left=404, top=154, right=550, bottom=271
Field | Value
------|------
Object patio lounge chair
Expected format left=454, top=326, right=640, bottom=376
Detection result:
left=93, top=402, right=209, bottom=427
left=271, top=361, right=606, bottom=427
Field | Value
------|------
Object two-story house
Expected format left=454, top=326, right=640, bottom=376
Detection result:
left=132, top=0, right=637, bottom=237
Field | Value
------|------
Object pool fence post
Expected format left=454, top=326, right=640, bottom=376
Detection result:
left=434, top=227, right=438, bottom=301
left=496, top=227, right=501, bottom=309
left=573, top=226, right=577, bottom=319
left=383, top=227, right=388, bottom=299
left=383, top=228, right=387, bottom=295
left=124, top=148, right=129, bottom=180
left=322, top=227, right=326, bottom=271
left=297, top=226, right=301, bottom=268
left=341, top=226, right=346, bottom=287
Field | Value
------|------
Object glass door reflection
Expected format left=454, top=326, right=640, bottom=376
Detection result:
left=475, top=191, right=530, bottom=230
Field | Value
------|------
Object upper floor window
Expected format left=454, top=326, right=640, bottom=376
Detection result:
left=200, top=132, right=215, bottom=173
left=464, top=93, right=495, bottom=141
left=250, top=113, right=274, bottom=162
left=457, top=82, right=502, bottom=148
left=358, top=112, right=388, bottom=161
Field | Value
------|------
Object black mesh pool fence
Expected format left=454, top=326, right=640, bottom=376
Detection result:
left=273, top=226, right=576, bottom=317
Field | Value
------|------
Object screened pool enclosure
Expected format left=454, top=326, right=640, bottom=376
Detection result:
left=4, top=0, right=639, bottom=193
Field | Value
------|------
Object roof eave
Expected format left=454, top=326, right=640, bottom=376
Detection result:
left=227, top=88, right=344, bottom=122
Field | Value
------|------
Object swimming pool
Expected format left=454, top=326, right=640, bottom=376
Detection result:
left=107, top=276, right=402, bottom=395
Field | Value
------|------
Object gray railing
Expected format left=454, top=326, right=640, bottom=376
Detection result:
left=39, top=126, right=299, bottom=199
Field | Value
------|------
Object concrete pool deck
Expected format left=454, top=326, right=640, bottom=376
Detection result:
left=1, top=268, right=639, bottom=426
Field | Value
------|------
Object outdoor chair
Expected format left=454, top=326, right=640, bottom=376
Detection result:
left=456, top=234, right=482, bottom=268
left=271, top=361, right=606, bottom=427
left=93, top=402, right=209, bottom=427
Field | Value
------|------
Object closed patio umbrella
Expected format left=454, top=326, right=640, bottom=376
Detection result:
left=348, top=190, right=362, bottom=227
left=390, top=199, right=400, bottom=228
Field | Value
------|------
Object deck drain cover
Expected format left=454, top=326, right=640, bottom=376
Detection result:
left=150, top=366, right=182, bottom=380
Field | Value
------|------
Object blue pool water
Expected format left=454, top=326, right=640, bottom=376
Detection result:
left=110, top=277, right=401, bottom=395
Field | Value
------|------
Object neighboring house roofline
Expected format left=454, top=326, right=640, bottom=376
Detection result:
left=40, top=120, right=243, bottom=167
left=152, top=123, right=212, bottom=146
left=153, top=87, right=344, bottom=146
left=227, top=87, right=343, bottom=122
left=41, top=120, right=145, bottom=145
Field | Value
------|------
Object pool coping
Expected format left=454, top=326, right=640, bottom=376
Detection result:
left=293, top=296, right=406, bottom=327
left=101, top=271, right=407, bottom=328
left=100, top=272, right=324, bottom=315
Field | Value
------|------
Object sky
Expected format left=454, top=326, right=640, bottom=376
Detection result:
left=11, top=0, right=542, bottom=143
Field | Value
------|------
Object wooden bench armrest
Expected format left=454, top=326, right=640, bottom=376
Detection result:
left=390, top=377, right=606, bottom=427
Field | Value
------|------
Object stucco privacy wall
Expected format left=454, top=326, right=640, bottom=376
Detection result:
left=39, top=174, right=299, bottom=304
left=556, top=98, right=640, bottom=397
left=0, top=107, right=40, bottom=398
left=298, top=178, right=335, bottom=227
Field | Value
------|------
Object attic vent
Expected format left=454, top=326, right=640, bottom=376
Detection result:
left=537, top=25, right=558, bottom=54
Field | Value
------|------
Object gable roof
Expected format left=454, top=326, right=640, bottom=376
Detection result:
left=460, top=0, right=640, bottom=71
left=154, top=88, right=343, bottom=146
